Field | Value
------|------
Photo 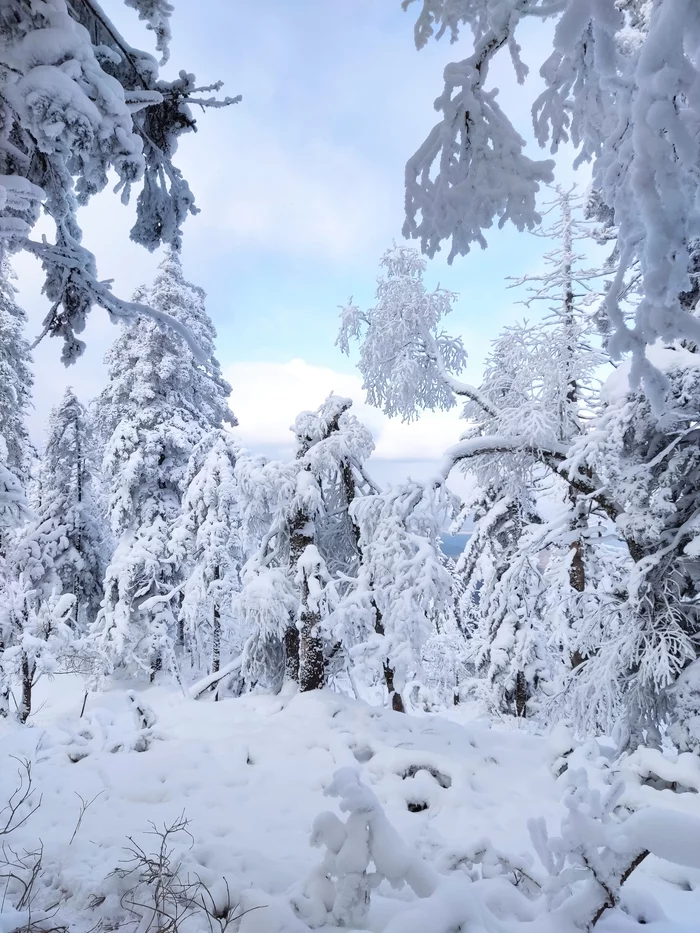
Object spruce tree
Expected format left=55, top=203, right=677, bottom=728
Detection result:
left=93, top=249, right=234, bottom=679
left=36, top=388, right=106, bottom=628
left=171, top=429, right=244, bottom=676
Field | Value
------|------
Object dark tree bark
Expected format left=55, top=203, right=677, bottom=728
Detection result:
left=212, top=564, right=221, bottom=674
left=19, top=652, right=32, bottom=724
left=374, top=609, right=405, bottom=712
left=284, top=626, right=300, bottom=683
left=299, top=597, right=325, bottom=693
left=515, top=670, right=528, bottom=718
left=288, top=500, right=322, bottom=688
left=149, top=653, right=162, bottom=683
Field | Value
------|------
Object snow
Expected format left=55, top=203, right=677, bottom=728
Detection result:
left=0, top=678, right=699, bottom=933
left=602, top=345, right=700, bottom=405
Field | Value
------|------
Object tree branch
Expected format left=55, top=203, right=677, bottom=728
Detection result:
left=434, top=435, right=621, bottom=521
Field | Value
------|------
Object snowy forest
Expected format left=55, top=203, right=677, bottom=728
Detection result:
left=1, top=1, right=700, bottom=931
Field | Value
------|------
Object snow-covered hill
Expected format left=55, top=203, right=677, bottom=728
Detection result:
left=1, top=681, right=700, bottom=933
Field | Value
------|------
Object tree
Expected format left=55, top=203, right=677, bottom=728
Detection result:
left=36, top=388, right=106, bottom=628
left=463, top=189, right=609, bottom=709
left=339, top=230, right=618, bottom=721
left=0, top=581, right=74, bottom=722
left=237, top=395, right=375, bottom=694
left=92, top=250, right=234, bottom=679
left=341, top=482, right=457, bottom=712
left=0, top=0, right=239, bottom=362
left=567, top=343, right=700, bottom=744
left=0, top=260, right=32, bottom=550
left=171, top=429, right=244, bottom=676
left=1, top=477, right=79, bottom=721
left=401, top=0, right=700, bottom=396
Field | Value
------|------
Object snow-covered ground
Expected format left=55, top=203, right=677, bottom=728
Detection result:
left=1, top=680, right=700, bottom=932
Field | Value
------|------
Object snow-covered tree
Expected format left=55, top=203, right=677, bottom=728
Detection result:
left=236, top=395, right=375, bottom=695
left=0, top=261, right=32, bottom=481
left=35, top=388, right=106, bottom=628
left=0, top=461, right=83, bottom=720
left=0, top=581, right=74, bottom=722
left=0, top=260, right=32, bottom=548
left=341, top=482, right=456, bottom=712
left=464, top=189, right=609, bottom=713
left=337, top=245, right=482, bottom=423
left=341, top=219, right=614, bottom=719
left=92, top=250, right=234, bottom=680
left=566, top=343, right=700, bottom=743
left=338, top=243, right=604, bottom=503
left=401, top=0, right=700, bottom=396
left=171, top=429, right=244, bottom=676
left=0, top=0, right=238, bottom=362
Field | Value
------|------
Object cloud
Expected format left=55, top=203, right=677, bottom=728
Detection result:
left=188, top=125, right=393, bottom=263
left=225, top=357, right=465, bottom=470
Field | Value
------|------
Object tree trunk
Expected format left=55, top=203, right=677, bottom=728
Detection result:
left=515, top=670, right=528, bottom=718
left=382, top=660, right=405, bottom=713
left=570, top=535, right=588, bottom=669
left=287, top=506, right=315, bottom=685
left=19, top=652, right=32, bottom=724
left=284, top=625, right=300, bottom=683
left=374, top=608, right=404, bottom=712
left=212, top=605, right=221, bottom=674
left=299, top=606, right=325, bottom=692
left=0, top=682, right=9, bottom=718
left=212, top=565, right=221, bottom=674
left=149, top=653, right=162, bottom=683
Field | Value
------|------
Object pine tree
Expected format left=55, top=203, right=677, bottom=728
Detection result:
left=93, top=250, right=234, bottom=679
left=568, top=343, right=700, bottom=744
left=36, top=388, right=106, bottom=628
left=171, top=429, right=244, bottom=676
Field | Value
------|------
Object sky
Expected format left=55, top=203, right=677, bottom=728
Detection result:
left=14, top=0, right=588, bottom=487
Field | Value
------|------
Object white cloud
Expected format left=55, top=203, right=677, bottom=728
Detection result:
left=225, top=358, right=465, bottom=471
left=179, top=118, right=394, bottom=264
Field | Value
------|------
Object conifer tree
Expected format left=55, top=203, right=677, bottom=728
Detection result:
left=171, top=429, right=244, bottom=676
left=35, top=388, right=106, bottom=628
left=93, top=249, right=234, bottom=679
left=0, top=260, right=32, bottom=550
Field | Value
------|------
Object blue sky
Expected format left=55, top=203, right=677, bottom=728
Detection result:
left=14, top=0, right=586, bottom=485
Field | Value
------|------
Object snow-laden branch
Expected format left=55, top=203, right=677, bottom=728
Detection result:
left=435, top=434, right=620, bottom=520
left=403, top=3, right=556, bottom=262
left=420, top=322, right=499, bottom=417
left=25, top=239, right=206, bottom=364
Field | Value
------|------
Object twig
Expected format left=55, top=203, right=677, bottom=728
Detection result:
left=69, top=792, right=103, bottom=846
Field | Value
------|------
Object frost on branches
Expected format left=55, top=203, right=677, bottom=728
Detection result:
left=567, top=343, right=700, bottom=745
left=343, top=482, right=456, bottom=712
left=237, top=392, right=455, bottom=708
left=171, top=429, right=244, bottom=677
left=338, top=245, right=490, bottom=422
left=0, top=0, right=239, bottom=362
left=35, top=388, right=106, bottom=628
left=0, top=260, right=32, bottom=548
left=236, top=395, right=377, bottom=696
left=92, top=250, right=234, bottom=680
left=402, top=0, right=700, bottom=394
left=452, top=190, right=613, bottom=721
